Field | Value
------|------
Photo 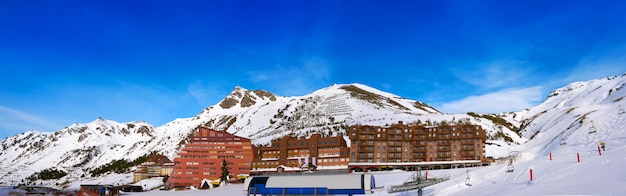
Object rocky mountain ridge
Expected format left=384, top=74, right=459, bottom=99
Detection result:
left=2, top=74, right=625, bottom=189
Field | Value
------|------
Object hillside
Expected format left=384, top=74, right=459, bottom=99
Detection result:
left=119, top=73, right=626, bottom=196
left=432, top=73, right=626, bottom=195
left=520, top=74, right=626, bottom=156
left=0, top=79, right=597, bottom=189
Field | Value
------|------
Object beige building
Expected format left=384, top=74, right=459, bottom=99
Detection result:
left=133, top=154, right=174, bottom=183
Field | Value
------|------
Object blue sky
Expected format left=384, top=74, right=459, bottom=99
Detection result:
left=1, top=0, right=625, bottom=139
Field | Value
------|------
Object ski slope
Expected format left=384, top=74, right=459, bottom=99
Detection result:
left=122, top=137, right=626, bottom=195
left=122, top=76, right=626, bottom=195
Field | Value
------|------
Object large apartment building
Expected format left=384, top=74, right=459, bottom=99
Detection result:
left=348, top=122, right=486, bottom=171
left=251, top=134, right=351, bottom=174
left=166, top=126, right=257, bottom=188
left=133, top=154, right=174, bottom=183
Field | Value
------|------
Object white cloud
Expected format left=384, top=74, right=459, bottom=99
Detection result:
left=246, top=57, right=332, bottom=96
left=452, top=59, right=535, bottom=89
left=436, top=87, right=544, bottom=114
left=0, top=105, right=61, bottom=135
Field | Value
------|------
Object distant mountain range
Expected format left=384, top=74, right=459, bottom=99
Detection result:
left=1, top=74, right=625, bottom=188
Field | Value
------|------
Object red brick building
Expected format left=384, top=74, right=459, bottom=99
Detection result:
left=251, top=134, right=350, bottom=174
left=348, top=122, right=487, bottom=171
left=166, top=126, right=257, bottom=188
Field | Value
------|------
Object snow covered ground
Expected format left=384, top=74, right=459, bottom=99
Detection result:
left=122, top=136, right=626, bottom=196
left=5, top=75, right=625, bottom=195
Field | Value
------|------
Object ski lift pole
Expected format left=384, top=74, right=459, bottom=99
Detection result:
left=465, top=170, right=471, bottom=186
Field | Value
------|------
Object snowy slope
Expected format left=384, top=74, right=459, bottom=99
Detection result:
left=434, top=73, right=626, bottom=195
left=128, top=141, right=626, bottom=195
left=0, top=118, right=158, bottom=186
left=0, top=83, right=453, bottom=187
left=192, top=84, right=443, bottom=145
left=0, top=82, right=557, bottom=189
left=122, top=73, right=626, bottom=195
left=520, top=74, right=626, bottom=157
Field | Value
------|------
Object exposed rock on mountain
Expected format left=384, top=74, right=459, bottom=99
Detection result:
left=2, top=74, right=625, bottom=189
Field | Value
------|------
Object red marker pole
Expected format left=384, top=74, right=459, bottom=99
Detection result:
left=549, top=153, right=552, bottom=161
left=598, top=146, right=602, bottom=156
left=425, top=170, right=428, bottom=180
left=530, top=169, right=533, bottom=181
left=577, top=152, right=580, bottom=163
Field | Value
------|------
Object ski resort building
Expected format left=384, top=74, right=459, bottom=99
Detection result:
left=132, top=154, right=174, bottom=183
left=251, top=134, right=351, bottom=174
left=166, top=127, right=257, bottom=188
left=348, top=122, right=487, bottom=172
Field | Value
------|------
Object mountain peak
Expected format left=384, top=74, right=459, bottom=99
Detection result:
left=219, top=86, right=277, bottom=109
left=4, top=74, right=626, bottom=188
left=89, top=117, right=119, bottom=125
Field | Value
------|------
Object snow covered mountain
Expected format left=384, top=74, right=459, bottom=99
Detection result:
left=194, top=84, right=443, bottom=144
left=519, top=73, right=626, bottom=157
left=3, top=75, right=625, bottom=190
left=0, top=83, right=449, bottom=187
left=425, top=73, right=626, bottom=196
left=0, top=118, right=159, bottom=186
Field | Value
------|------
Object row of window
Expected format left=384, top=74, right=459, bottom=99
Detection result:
left=192, top=137, right=243, bottom=141
left=353, top=126, right=479, bottom=133
left=185, top=144, right=247, bottom=148
left=352, top=139, right=482, bottom=146
left=179, top=155, right=243, bottom=159
left=283, top=139, right=340, bottom=147
left=351, top=155, right=482, bottom=163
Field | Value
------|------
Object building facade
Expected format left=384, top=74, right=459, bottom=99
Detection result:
left=348, top=122, right=487, bottom=171
left=166, top=126, right=257, bottom=188
left=133, top=154, right=174, bottom=183
left=251, top=134, right=351, bottom=174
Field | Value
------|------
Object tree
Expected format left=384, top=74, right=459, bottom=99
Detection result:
left=220, top=159, right=230, bottom=182
left=162, top=175, right=169, bottom=183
